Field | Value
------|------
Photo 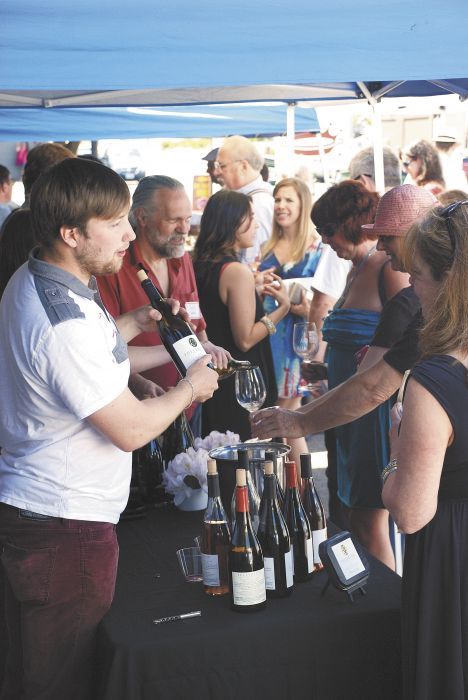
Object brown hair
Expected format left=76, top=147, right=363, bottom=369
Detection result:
left=405, top=140, right=445, bottom=188
left=261, top=177, right=318, bottom=264
left=22, top=143, right=75, bottom=196
left=311, top=180, right=380, bottom=244
left=403, top=204, right=468, bottom=357
left=30, top=158, right=130, bottom=249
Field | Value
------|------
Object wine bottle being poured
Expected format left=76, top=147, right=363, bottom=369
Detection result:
left=136, top=265, right=208, bottom=377
left=136, top=265, right=251, bottom=379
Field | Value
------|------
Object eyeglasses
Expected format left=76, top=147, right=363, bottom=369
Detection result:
left=439, top=200, right=468, bottom=253
left=214, top=159, right=242, bottom=171
left=315, top=222, right=340, bottom=238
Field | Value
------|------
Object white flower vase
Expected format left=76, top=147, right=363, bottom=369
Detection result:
left=177, top=489, right=208, bottom=512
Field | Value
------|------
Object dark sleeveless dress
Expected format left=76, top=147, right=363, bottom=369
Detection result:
left=402, top=355, right=468, bottom=700
left=194, top=258, right=277, bottom=441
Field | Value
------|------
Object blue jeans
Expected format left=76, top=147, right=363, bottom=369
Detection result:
left=0, top=502, right=119, bottom=699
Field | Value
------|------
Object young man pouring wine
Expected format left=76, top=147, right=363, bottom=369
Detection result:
left=0, top=158, right=218, bottom=699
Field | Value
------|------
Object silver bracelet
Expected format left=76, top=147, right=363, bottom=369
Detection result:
left=381, top=458, right=398, bottom=485
left=179, top=377, right=195, bottom=409
left=259, top=315, right=276, bottom=336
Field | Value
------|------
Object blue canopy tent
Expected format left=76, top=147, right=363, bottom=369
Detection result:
left=1, top=0, right=467, bottom=187
left=1, top=0, right=468, bottom=110
left=0, top=103, right=320, bottom=141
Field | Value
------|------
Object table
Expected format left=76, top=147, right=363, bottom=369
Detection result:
left=95, top=505, right=402, bottom=700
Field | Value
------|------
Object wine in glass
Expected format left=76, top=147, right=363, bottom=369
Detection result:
left=293, top=322, right=320, bottom=393
left=235, top=366, right=267, bottom=414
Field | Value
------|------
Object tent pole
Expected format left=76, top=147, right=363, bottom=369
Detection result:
left=371, top=102, right=385, bottom=194
left=358, top=81, right=385, bottom=193
left=286, top=101, right=296, bottom=176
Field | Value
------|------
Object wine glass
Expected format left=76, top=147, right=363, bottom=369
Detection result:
left=235, top=366, right=267, bottom=414
left=293, top=322, right=320, bottom=394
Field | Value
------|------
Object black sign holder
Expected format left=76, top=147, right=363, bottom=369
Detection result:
left=319, top=531, right=370, bottom=603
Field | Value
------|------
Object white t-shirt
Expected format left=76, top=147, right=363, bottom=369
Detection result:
left=0, top=255, right=131, bottom=523
left=236, top=176, right=274, bottom=264
left=311, top=244, right=351, bottom=300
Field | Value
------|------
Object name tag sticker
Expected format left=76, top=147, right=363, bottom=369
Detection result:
left=185, top=301, right=201, bottom=319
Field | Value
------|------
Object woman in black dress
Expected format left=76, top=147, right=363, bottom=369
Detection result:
left=193, top=190, right=290, bottom=440
left=382, top=200, right=468, bottom=699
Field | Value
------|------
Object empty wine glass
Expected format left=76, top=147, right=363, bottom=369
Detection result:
left=235, top=366, right=267, bottom=414
left=293, top=322, right=320, bottom=393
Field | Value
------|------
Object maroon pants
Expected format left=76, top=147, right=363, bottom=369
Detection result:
left=0, top=502, right=118, bottom=700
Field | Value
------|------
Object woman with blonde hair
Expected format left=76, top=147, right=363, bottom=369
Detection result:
left=383, top=200, right=468, bottom=699
left=259, top=177, right=323, bottom=465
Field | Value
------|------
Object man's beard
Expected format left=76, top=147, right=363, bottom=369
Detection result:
left=148, top=232, right=185, bottom=259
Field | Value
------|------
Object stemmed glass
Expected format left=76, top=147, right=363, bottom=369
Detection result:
left=235, top=366, right=267, bottom=414
left=293, top=322, right=320, bottom=393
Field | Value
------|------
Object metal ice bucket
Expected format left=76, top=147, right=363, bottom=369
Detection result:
left=208, top=441, right=290, bottom=520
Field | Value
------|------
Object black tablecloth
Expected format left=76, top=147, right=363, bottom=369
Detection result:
left=95, top=505, right=402, bottom=700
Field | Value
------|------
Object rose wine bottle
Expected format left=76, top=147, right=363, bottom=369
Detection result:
left=230, top=448, right=260, bottom=533
left=229, top=469, right=266, bottom=612
left=136, top=266, right=207, bottom=376
left=300, top=453, right=327, bottom=571
left=282, top=460, right=313, bottom=582
left=201, top=459, right=231, bottom=596
left=257, top=461, right=293, bottom=598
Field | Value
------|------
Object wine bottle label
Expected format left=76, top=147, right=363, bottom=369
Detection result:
left=232, top=569, right=266, bottom=605
left=284, top=549, right=294, bottom=588
left=173, top=335, right=207, bottom=370
left=312, top=527, right=327, bottom=564
left=306, top=537, right=314, bottom=573
left=290, top=545, right=295, bottom=576
left=264, top=557, right=275, bottom=590
left=201, top=553, right=220, bottom=586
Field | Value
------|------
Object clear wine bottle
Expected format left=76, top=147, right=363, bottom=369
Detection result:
left=201, top=459, right=231, bottom=596
left=229, top=468, right=266, bottom=612
left=257, top=461, right=293, bottom=598
left=299, top=453, right=327, bottom=571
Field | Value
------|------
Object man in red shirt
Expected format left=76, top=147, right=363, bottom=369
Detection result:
left=98, top=175, right=230, bottom=428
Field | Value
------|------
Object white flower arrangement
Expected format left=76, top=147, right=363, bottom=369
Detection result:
left=162, top=430, right=239, bottom=506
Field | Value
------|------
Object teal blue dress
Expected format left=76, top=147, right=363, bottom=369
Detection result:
left=322, top=308, right=391, bottom=508
left=259, top=244, right=323, bottom=398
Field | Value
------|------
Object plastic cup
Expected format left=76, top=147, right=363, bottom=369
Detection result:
left=176, top=547, right=203, bottom=582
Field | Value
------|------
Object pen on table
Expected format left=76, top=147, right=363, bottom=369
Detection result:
left=152, top=611, right=202, bottom=625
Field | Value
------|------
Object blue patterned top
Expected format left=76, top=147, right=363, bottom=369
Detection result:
left=259, top=243, right=323, bottom=398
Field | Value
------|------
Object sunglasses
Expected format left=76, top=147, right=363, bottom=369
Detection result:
left=402, top=155, right=417, bottom=168
left=315, top=222, right=340, bottom=238
left=439, top=200, right=468, bottom=253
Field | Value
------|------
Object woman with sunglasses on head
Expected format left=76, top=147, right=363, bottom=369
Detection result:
left=312, top=180, right=409, bottom=568
left=403, top=139, right=445, bottom=197
left=258, top=177, right=323, bottom=466
left=193, top=189, right=290, bottom=440
left=383, top=201, right=468, bottom=699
